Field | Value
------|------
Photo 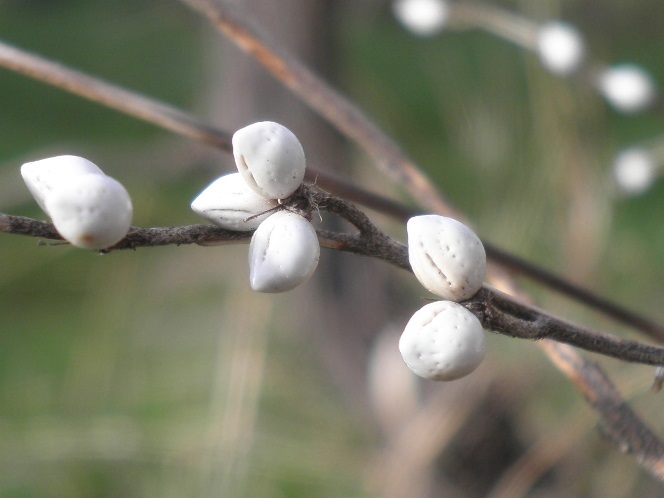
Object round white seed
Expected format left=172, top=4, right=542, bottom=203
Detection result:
left=597, top=64, right=657, bottom=114
left=248, top=210, right=320, bottom=293
left=232, top=121, right=306, bottom=200
left=407, top=215, right=486, bottom=302
left=613, top=147, right=658, bottom=196
left=399, top=300, right=485, bottom=381
left=392, top=0, right=449, bottom=37
left=536, top=22, right=585, bottom=76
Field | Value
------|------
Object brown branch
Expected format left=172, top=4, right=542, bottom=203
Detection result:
left=463, top=287, right=664, bottom=366
left=484, top=245, right=664, bottom=342
left=2, top=188, right=663, bottom=368
left=307, top=187, right=411, bottom=271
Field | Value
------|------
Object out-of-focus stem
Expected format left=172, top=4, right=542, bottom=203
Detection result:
left=0, top=39, right=233, bottom=151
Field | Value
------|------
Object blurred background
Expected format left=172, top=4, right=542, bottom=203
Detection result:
left=1, top=0, right=663, bottom=496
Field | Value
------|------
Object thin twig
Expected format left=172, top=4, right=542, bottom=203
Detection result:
left=464, top=287, right=664, bottom=366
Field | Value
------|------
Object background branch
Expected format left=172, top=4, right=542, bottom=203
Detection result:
left=0, top=40, right=232, bottom=151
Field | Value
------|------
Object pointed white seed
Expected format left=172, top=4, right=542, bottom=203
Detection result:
left=399, top=300, right=485, bottom=381
left=44, top=173, right=133, bottom=250
left=21, top=155, right=104, bottom=213
left=407, top=215, right=486, bottom=302
left=248, top=210, right=320, bottom=293
left=191, top=173, right=278, bottom=231
left=232, top=121, right=306, bottom=200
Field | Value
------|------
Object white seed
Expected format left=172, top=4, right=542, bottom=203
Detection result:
left=536, top=22, right=585, bottom=76
left=613, top=148, right=658, bottom=196
left=232, top=121, right=306, bottom=200
left=21, top=155, right=105, bottom=213
left=392, top=0, right=449, bottom=37
left=44, top=174, right=133, bottom=250
left=399, top=301, right=485, bottom=381
left=597, top=64, right=657, bottom=113
left=407, top=215, right=486, bottom=302
left=248, top=210, right=319, bottom=293
left=191, top=173, right=278, bottom=231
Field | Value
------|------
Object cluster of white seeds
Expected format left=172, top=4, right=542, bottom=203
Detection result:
left=21, top=155, right=133, bottom=250
left=399, top=215, right=487, bottom=381
left=191, top=121, right=319, bottom=293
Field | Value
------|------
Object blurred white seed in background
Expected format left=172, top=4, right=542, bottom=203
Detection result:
left=536, top=22, right=585, bottom=76
left=392, top=0, right=449, bottom=37
left=598, top=64, right=657, bottom=113
left=612, top=147, right=658, bottom=195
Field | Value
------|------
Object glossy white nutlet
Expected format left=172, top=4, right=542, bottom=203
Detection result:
left=407, top=215, right=486, bottom=302
left=232, top=121, right=306, bottom=200
left=21, top=155, right=104, bottom=213
left=248, top=210, right=320, bottom=293
left=536, top=22, right=585, bottom=76
left=399, top=301, right=485, bottom=381
left=191, top=173, right=278, bottom=231
left=598, top=64, right=657, bottom=113
left=44, top=173, right=133, bottom=250
left=612, top=148, right=658, bottom=196
left=392, top=0, right=449, bottom=37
